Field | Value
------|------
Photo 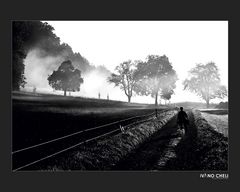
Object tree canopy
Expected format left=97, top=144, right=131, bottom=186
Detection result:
left=12, top=21, right=61, bottom=90
left=108, top=60, right=137, bottom=102
left=134, top=55, right=178, bottom=105
left=48, top=60, right=84, bottom=96
left=183, top=62, right=227, bottom=108
left=12, top=21, right=91, bottom=91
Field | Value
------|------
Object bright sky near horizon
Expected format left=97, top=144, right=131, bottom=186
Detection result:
left=46, top=21, right=228, bottom=104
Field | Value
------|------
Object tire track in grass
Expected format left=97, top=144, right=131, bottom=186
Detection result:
left=113, top=110, right=199, bottom=170
left=156, top=111, right=199, bottom=170
left=154, top=110, right=227, bottom=171
left=113, top=114, right=182, bottom=170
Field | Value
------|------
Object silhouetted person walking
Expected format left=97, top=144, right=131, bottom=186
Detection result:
left=177, top=107, right=189, bottom=135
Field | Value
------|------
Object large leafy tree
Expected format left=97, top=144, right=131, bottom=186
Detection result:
left=12, top=21, right=61, bottom=90
left=48, top=60, right=84, bottom=96
left=108, top=60, right=137, bottom=102
left=183, top=62, right=227, bottom=108
left=134, top=55, right=178, bottom=106
left=12, top=21, right=91, bottom=91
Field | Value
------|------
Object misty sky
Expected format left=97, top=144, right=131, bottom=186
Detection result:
left=45, top=21, right=228, bottom=104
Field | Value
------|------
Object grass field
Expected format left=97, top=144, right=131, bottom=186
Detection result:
left=12, top=91, right=228, bottom=171
left=199, top=109, right=228, bottom=115
left=12, top=91, right=168, bottom=151
left=193, top=110, right=228, bottom=170
left=200, top=109, right=228, bottom=137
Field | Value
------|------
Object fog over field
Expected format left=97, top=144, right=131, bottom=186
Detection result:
left=12, top=21, right=229, bottom=172
left=21, top=21, right=228, bottom=104
left=23, top=48, right=126, bottom=101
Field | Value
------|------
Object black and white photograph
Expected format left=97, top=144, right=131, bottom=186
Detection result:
left=12, top=21, right=228, bottom=172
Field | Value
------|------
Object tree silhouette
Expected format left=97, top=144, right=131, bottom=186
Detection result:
left=12, top=21, right=91, bottom=91
left=108, top=60, right=137, bottom=102
left=134, top=55, right=178, bottom=106
left=48, top=60, right=83, bottom=96
left=12, top=21, right=60, bottom=90
left=183, top=62, right=227, bottom=108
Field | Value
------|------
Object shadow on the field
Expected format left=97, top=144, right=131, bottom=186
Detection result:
left=162, top=111, right=199, bottom=170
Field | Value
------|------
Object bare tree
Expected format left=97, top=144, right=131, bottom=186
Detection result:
left=108, top=60, right=136, bottom=102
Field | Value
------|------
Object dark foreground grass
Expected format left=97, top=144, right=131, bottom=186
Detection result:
left=24, top=110, right=177, bottom=170
left=193, top=110, right=228, bottom=170
left=13, top=92, right=168, bottom=151
left=113, top=114, right=181, bottom=170
left=13, top=107, right=156, bottom=151
left=164, top=110, right=228, bottom=170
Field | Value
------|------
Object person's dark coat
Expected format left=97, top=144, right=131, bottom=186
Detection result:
left=177, top=110, right=189, bottom=125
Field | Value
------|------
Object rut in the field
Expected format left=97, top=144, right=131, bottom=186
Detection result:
left=112, top=110, right=199, bottom=170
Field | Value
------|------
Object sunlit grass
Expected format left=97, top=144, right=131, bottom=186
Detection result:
left=200, top=112, right=228, bottom=137
left=193, top=110, right=228, bottom=170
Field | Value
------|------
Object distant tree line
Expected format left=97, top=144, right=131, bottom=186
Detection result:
left=48, top=58, right=227, bottom=109
left=108, top=58, right=227, bottom=107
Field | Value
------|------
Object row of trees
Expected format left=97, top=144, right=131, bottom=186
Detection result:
left=108, top=56, right=227, bottom=107
left=46, top=56, right=227, bottom=108
left=14, top=21, right=227, bottom=108
left=47, top=55, right=177, bottom=105
left=108, top=55, right=178, bottom=105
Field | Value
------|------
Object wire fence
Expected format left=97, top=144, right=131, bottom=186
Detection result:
left=12, top=111, right=156, bottom=154
left=12, top=129, right=120, bottom=172
left=12, top=110, right=163, bottom=171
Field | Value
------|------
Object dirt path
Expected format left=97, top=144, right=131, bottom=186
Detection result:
left=112, top=110, right=199, bottom=170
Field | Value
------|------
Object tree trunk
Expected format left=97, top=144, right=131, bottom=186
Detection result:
left=128, top=96, right=131, bottom=103
left=155, top=92, right=158, bottom=106
left=64, top=89, right=67, bottom=96
left=206, top=99, right=210, bottom=108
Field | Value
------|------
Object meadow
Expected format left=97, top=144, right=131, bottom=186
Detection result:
left=199, top=109, right=228, bottom=137
left=12, top=91, right=165, bottom=151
